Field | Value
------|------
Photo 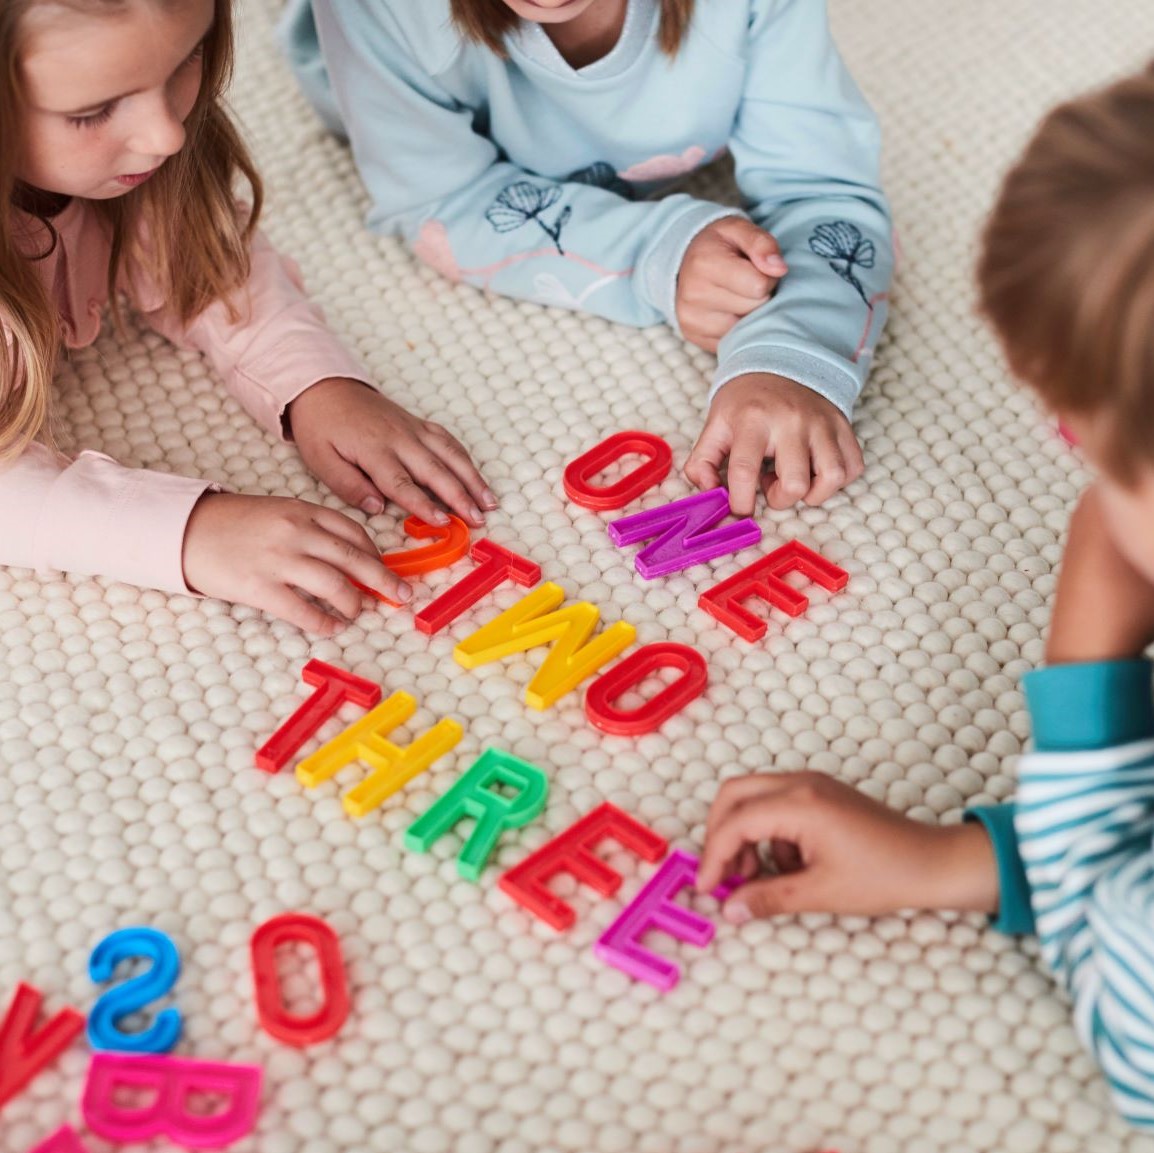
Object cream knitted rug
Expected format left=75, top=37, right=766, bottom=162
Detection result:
left=5, top=2, right=1154, bottom=1151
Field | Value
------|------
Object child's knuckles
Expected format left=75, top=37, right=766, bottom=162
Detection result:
left=778, top=477, right=810, bottom=503
left=740, top=881, right=792, bottom=919
left=295, top=600, right=336, bottom=636
left=716, top=775, right=760, bottom=805
left=819, top=461, right=848, bottom=489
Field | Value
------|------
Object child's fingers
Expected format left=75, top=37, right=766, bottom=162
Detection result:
left=305, top=525, right=411, bottom=605
left=679, top=308, right=739, bottom=354
left=422, top=423, right=498, bottom=512
left=713, top=217, right=788, bottom=279
left=723, top=424, right=769, bottom=517
left=762, top=434, right=812, bottom=510
left=680, top=256, right=772, bottom=312
left=769, top=838, right=803, bottom=874
left=736, top=843, right=761, bottom=881
left=699, top=777, right=795, bottom=891
left=699, top=793, right=801, bottom=894
left=722, top=871, right=822, bottom=923
left=801, top=430, right=851, bottom=507
left=804, top=424, right=864, bottom=506
left=363, top=462, right=454, bottom=528
left=720, top=259, right=777, bottom=303
left=404, top=452, right=486, bottom=527
left=695, top=282, right=774, bottom=317
left=291, top=556, right=372, bottom=622
left=839, top=425, right=866, bottom=484
left=312, top=447, right=388, bottom=517
left=261, top=583, right=345, bottom=637
left=409, top=455, right=486, bottom=527
left=310, top=506, right=382, bottom=557
left=684, top=421, right=729, bottom=493
left=704, top=774, right=785, bottom=850
left=367, top=448, right=484, bottom=528
left=744, top=234, right=788, bottom=280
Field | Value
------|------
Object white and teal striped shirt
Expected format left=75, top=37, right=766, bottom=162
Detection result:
left=969, top=659, right=1154, bottom=1130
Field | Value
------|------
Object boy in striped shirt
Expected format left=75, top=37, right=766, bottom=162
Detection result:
left=697, top=64, right=1154, bottom=1128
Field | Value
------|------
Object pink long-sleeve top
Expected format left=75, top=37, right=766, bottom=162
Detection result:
left=1, top=200, right=370, bottom=594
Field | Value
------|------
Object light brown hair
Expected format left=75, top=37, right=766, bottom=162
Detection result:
left=450, top=0, right=695, bottom=57
left=977, top=65, right=1154, bottom=482
left=0, top=0, right=263, bottom=465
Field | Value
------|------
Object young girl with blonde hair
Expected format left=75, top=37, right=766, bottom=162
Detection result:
left=1, top=0, right=494, bottom=634
left=282, top=0, right=893, bottom=516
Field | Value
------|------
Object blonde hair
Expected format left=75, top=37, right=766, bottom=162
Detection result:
left=449, top=0, right=695, bottom=57
left=0, top=0, right=263, bottom=464
left=977, top=65, right=1154, bottom=482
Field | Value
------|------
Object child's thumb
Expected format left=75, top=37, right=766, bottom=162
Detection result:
left=721, top=873, right=818, bottom=924
left=726, top=219, right=788, bottom=278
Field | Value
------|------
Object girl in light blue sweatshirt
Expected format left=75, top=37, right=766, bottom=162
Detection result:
left=280, top=0, right=893, bottom=516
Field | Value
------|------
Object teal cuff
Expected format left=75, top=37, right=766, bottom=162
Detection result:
left=1024, top=659, right=1154, bottom=752
left=964, top=804, right=1035, bottom=936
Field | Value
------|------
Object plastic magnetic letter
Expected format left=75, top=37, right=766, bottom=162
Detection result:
left=698, top=539, right=849, bottom=642
left=28, top=1127, right=90, bottom=1153
left=296, top=691, right=463, bottom=818
left=594, top=849, right=720, bottom=991
left=255, top=660, right=382, bottom=773
left=585, top=643, right=708, bottom=736
left=87, top=926, right=182, bottom=1054
left=607, top=487, right=761, bottom=579
left=355, top=514, right=472, bottom=605
left=0, top=983, right=84, bottom=1108
left=404, top=748, right=549, bottom=881
left=415, top=539, right=541, bottom=636
left=563, top=431, right=673, bottom=511
left=82, top=1053, right=262, bottom=1149
left=381, top=514, right=471, bottom=577
left=498, top=803, right=668, bottom=930
left=454, top=582, right=636, bottom=710
left=250, top=913, right=349, bottom=1047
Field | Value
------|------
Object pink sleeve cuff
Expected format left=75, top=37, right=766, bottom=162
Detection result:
left=34, top=452, right=215, bottom=594
left=230, top=322, right=371, bottom=442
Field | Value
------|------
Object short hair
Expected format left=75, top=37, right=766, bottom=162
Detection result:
left=977, top=64, right=1154, bottom=483
left=449, top=0, right=695, bottom=57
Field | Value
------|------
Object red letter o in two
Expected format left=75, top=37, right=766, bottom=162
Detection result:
left=585, top=643, right=708, bottom=736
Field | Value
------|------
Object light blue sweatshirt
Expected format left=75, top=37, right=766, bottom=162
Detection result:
left=968, top=660, right=1154, bottom=1129
left=280, top=0, right=893, bottom=418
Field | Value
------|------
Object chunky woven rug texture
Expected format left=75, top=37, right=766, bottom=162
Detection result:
left=5, top=2, right=1154, bottom=1151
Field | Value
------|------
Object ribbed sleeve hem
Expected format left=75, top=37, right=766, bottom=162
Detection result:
left=710, top=345, right=860, bottom=420
left=636, top=201, right=746, bottom=332
left=35, top=452, right=217, bottom=595
left=1024, top=660, right=1154, bottom=752
left=965, top=804, right=1036, bottom=936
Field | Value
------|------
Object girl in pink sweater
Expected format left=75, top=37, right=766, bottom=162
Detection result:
left=1, top=0, right=494, bottom=634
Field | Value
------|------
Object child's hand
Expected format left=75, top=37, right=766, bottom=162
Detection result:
left=685, top=373, right=863, bottom=514
left=697, top=772, right=1000, bottom=924
left=287, top=378, right=497, bottom=528
left=676, top=218, right=788, bottom=353
left=1047, top=484, right=1154, bottom=664
left=182, top=492, right=409, bottom=635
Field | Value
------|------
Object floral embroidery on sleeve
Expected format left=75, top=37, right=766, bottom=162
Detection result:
left=485, top=181, right=572, bottom=254
left=809, top=221, right=875, bottom=305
